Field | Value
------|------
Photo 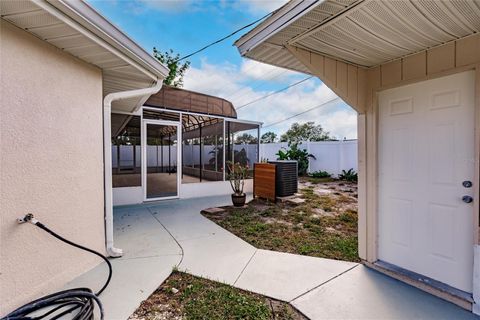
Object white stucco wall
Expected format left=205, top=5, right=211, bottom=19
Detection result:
left=112, top=181, right=254, bottom=206
left=0, top=21, right=105, bottom=315
left=180, top=179, right=253, bottom=199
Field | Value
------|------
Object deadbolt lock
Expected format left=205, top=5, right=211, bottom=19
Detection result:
left=462, top=181, right=473, bottom=188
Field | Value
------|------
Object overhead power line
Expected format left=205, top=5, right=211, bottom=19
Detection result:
left=227, top=69, right=288, bottom=100
left=222, top=67, right=279, bottom=99
left=175, top=11, right=273, bottom=62
left=263, top=97, right=341, bottom=128
left=236, top=76, right=314, bottom=110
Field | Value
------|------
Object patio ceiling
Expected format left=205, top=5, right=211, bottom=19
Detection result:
left=111, top=112, right=224, bottom=139
left=1, top=0, right=169, bottom=112
left=111, top=111, right=259, bottom=141
left=235, top=0, right=480, bottom=69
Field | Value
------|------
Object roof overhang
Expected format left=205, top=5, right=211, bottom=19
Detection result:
left=1, top=0, right=169, bottom=112
left=235, top=0, right=480, bottom=70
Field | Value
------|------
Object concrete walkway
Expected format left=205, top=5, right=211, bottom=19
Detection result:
left=67, top=195, right=479, bottom=319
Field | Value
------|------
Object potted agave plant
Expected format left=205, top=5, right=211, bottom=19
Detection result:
left=226, top=161, right=248, bottom=207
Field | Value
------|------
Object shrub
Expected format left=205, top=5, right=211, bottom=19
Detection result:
left=338, top=168, right=358, bottom=182
left=276, top=143, right=315, bottom=176
left=309, top=170, right=332, bottom=178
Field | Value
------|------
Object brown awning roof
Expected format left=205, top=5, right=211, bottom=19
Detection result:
left=145, top=85, right=237, bottom=118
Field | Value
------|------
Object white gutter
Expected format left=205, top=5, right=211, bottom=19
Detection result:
left=31, top=0, right=162, bottom=81
left=235, top=0, right=321, bottom=55
left=103, top=81, right=163, bottom=257
left=49, top=0, right=169, bottom=78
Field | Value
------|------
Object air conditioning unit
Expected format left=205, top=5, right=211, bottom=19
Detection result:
left=268, top=160, right=298, bottom=197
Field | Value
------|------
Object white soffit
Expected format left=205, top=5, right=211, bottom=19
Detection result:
left=237, top=0, right=480, bottom=69
left=0, top=0, right=168, bottom=112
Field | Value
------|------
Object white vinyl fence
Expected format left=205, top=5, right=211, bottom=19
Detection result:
left=112, top=140, right=357, bottom=176
left=259, top=140, right=358, bottom=177
left=112, top=144, right=259, bottom=169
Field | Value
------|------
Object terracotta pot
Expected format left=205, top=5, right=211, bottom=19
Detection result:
left=231, top=193, right=246, bottom=207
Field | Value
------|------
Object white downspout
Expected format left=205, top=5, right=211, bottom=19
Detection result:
left=104, top=80, right=163, bottom=257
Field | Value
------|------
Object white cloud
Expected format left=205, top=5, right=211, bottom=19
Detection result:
left=236, top=0, right=289, bottom=14
left=134, top=0, right=203, bottom=13
left=240, top=59, right=300, bottom=81
left=131, top=0, right=287, bottom=14
left=183, top=59, right=358, bottom=140
left=183, top=59, right=242, bottom=97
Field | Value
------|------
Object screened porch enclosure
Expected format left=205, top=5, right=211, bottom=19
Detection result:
left=111, top=85, right=260, bottom=202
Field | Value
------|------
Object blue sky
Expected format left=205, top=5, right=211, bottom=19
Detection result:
left=89, top=0, right=357, bottom=139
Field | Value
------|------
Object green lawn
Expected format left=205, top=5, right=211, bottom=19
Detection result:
left=130, top=272, right=306, bottom=320
left=202, top=180, right=360, bottom=262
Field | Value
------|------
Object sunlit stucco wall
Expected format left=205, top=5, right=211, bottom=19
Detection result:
left=0, top=21, right=105, bottom=314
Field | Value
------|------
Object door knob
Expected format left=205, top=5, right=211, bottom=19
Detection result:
left=462, top=195, right=473, bottom=203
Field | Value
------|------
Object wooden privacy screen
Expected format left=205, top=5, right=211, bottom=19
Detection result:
left=254, top=163, right=276, bottom=201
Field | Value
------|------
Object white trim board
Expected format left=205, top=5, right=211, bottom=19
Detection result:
left=180, top=180, right=253, bottom=199
left=113, top=187, right=143, bottom=206
left=474, top=245, right=480, bottom=315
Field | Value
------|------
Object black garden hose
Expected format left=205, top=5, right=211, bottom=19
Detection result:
left=2, top=214, right=112, bottom=320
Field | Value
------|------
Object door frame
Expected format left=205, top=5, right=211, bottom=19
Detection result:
left=141, top=119, right=182, bottom=201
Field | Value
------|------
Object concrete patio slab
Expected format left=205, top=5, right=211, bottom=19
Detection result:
left=152, top=210, right=228, bottom=241
left=291, top=265, right=479, bottom=320
left=64, top=195, right=479, bottom=320
left=65, top=255, right=180, bottom=320
left=64, top=201, right=184, bottom=320
left=234, top=249, right=358, bottom=301
left=146, top=196, right=258, bottom=285
left=178, top=232, right=257, bottom=285
left=145, top=196, right=231, bottom=216
left=114, top=207, right=181, bottom=259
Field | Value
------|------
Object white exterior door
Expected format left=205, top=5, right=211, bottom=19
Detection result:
left=378, top=71, right=475, bottom=293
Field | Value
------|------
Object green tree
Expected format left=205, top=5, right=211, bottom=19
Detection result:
left=276, top=143, right=316, bottom=176
left=153, top=48, right=190, bottom=87
left=280, top=122, right=332, bottom=144
left=260, top=131, right=277, bottom=143
left=235, top=133, right=258, bottom=144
